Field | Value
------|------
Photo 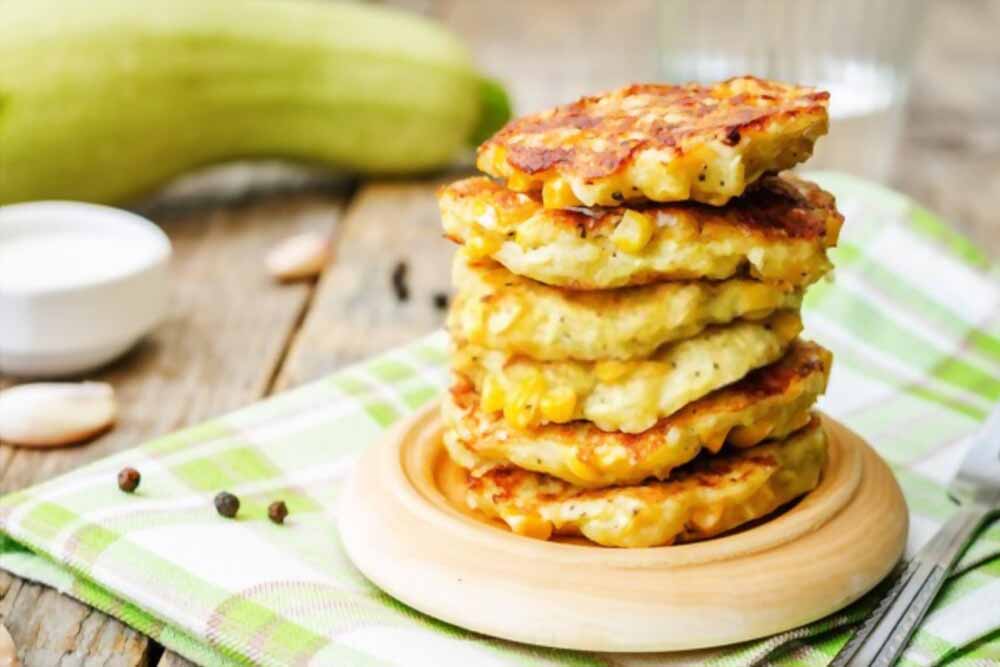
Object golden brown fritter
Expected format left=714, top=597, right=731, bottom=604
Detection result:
left=477, top=78, right=829, bottom=208
left=439, top=174, right=842, bottom=289
left=452, top=312, right=803, bottom=434
left=444, top=341, right=831, bottom=487
left=449, top=256, right=803, bottom=361
left=466, top=417, right=827, bottom=548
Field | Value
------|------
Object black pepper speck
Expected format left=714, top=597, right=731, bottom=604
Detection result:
left=391, top=261, right=409, bottom=302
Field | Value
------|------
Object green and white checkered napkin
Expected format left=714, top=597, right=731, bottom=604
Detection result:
left=1, top=172, right=999, bottom=667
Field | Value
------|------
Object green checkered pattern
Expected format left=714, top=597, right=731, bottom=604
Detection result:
left=1, top=172, right=998, bottom=667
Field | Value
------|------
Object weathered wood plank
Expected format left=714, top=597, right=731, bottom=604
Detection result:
left=893, top=0, right=1000, bottom=256
left=0, top=571, right=151, bottom=667
left=0, top=192, right=344, bottom=667
left=154, top=651, right=195, bottom=667
left=274, top=180, right=454, bottom=389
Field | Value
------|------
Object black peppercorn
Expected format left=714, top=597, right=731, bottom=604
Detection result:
left=214, top=491, right=240, bottom=518
left=431, top=291, right=449, bottom=311
left=391, top=261, right=409, bottom=302
left=268, top=500, right=289, bottom=525
left=118, top=467, right=141, bottom=493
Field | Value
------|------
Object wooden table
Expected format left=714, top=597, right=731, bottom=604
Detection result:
left=1, top=1, right=997, bottom=665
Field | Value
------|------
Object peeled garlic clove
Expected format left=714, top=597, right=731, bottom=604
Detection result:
left=0, top=623, right=18, bottom=667
left=266, top=233, right=330, bottom=282
left=0, top=382, right=116, bottom=448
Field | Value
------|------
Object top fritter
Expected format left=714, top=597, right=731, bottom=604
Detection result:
left=478, top=77, right=829, bottom=208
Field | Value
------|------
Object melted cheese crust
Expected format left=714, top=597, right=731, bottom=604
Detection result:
left=466, top=418, right=827, bottom=547
left=444, top=341, right=830, bottom=487
left=452, top=312, right=802, bottom=434
left=477, top=78, right=829, bottom=208
left=439, top=174, right=841, bottom=289
left=450, top=256, right=802, bottom=361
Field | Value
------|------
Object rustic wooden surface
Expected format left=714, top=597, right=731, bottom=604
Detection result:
left=894, top=0, right=1000, bottom=254
left=0, top=1, right=997, bottom=665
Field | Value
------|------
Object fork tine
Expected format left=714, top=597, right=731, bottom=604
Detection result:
left=951, top=404, right=1000, bottom=505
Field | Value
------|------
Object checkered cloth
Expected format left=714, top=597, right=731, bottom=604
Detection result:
left=1, top=172, right=998, bottom=667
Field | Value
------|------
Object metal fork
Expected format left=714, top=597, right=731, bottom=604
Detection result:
left=830, top=405, right=1000, bottom=667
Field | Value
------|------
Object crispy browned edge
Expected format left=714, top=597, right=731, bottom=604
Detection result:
left=449, top=341, right=830, bottom=467
left=440, top=173, right=843, bottom=245
left=469, top=416, right=823, bottom=503
left=479, top=78, right=829, bottom=180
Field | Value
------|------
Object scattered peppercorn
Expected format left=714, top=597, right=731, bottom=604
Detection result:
left=391, top=260, right=409, bottom=302
left=432, top=291, right=449, bottom=311
left=214, top=491, right=240, bottom=518
left=117, top=467, right=141, bottom=493
left=268, top=500, right=289, bottom=525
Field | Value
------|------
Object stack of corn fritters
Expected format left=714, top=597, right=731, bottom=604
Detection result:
left=438, top=78, right=841, bottom=548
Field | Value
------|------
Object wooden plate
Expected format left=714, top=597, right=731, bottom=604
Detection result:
left=338, top=401, right=908, bottom=652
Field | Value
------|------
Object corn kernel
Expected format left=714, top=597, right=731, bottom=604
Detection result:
left=630, top=507, right=655, bottom=530
left=463, top=301, right=488, bottom=343
left=470, top=200, right=489, bottom=218
left=752, top=485, right=777, bottom=507
left=503, top=372, right=545, bottom=429
left=594, top=360, right=630, bottom=383
left=742, top=307, right=772, bottom=321
left=691, top=505, right=723, bottom=532
left=611, top=210, right=654, bottom=254
left=565, top=449, right=603, bottom=484
left=480, top=375, right=506, bottom=413
left=464, top=232, right=502, bottom=260
left=487, top=147, right=507, bottom=172
left=728, top=420, right=774, bottom=448
left=539, top=386, right=577, bottom=423
left=506, top=172, right=533, bottom=192
left=787, top=410, right=812, bottom=432
left=466, top=320, right=487, bottom=345
left=506, top=514, right=553, bottom=540
left=703, top=428, right=728, bottom=453
left=770, top=311, right=803, bottom=340
left=486, top=303, right=521, bottom=335
left=542, top=177, right=580, bottom=208
left=505, top=402, right=538, bottom=429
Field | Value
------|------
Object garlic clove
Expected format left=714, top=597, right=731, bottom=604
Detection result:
left=0, top=623, right=18, bottom=667
left=0, top=382, right=116, bottom=448
left=266, top=233, right=330, bottom=282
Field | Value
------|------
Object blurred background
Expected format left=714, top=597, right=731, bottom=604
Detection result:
left=658, top=0, right=928, bottom=181
left=166, top=0, right=996, bottom=242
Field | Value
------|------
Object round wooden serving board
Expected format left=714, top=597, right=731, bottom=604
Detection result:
left=338, top=401, right=908, bottom=652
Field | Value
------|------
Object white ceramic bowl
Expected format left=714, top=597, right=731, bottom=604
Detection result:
left=0, top=201, right=171, bottom=377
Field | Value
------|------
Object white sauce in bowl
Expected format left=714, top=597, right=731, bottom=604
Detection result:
left=0, top=232, right=153, bottom=292
left=0, top=201, right=171, bottom=376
